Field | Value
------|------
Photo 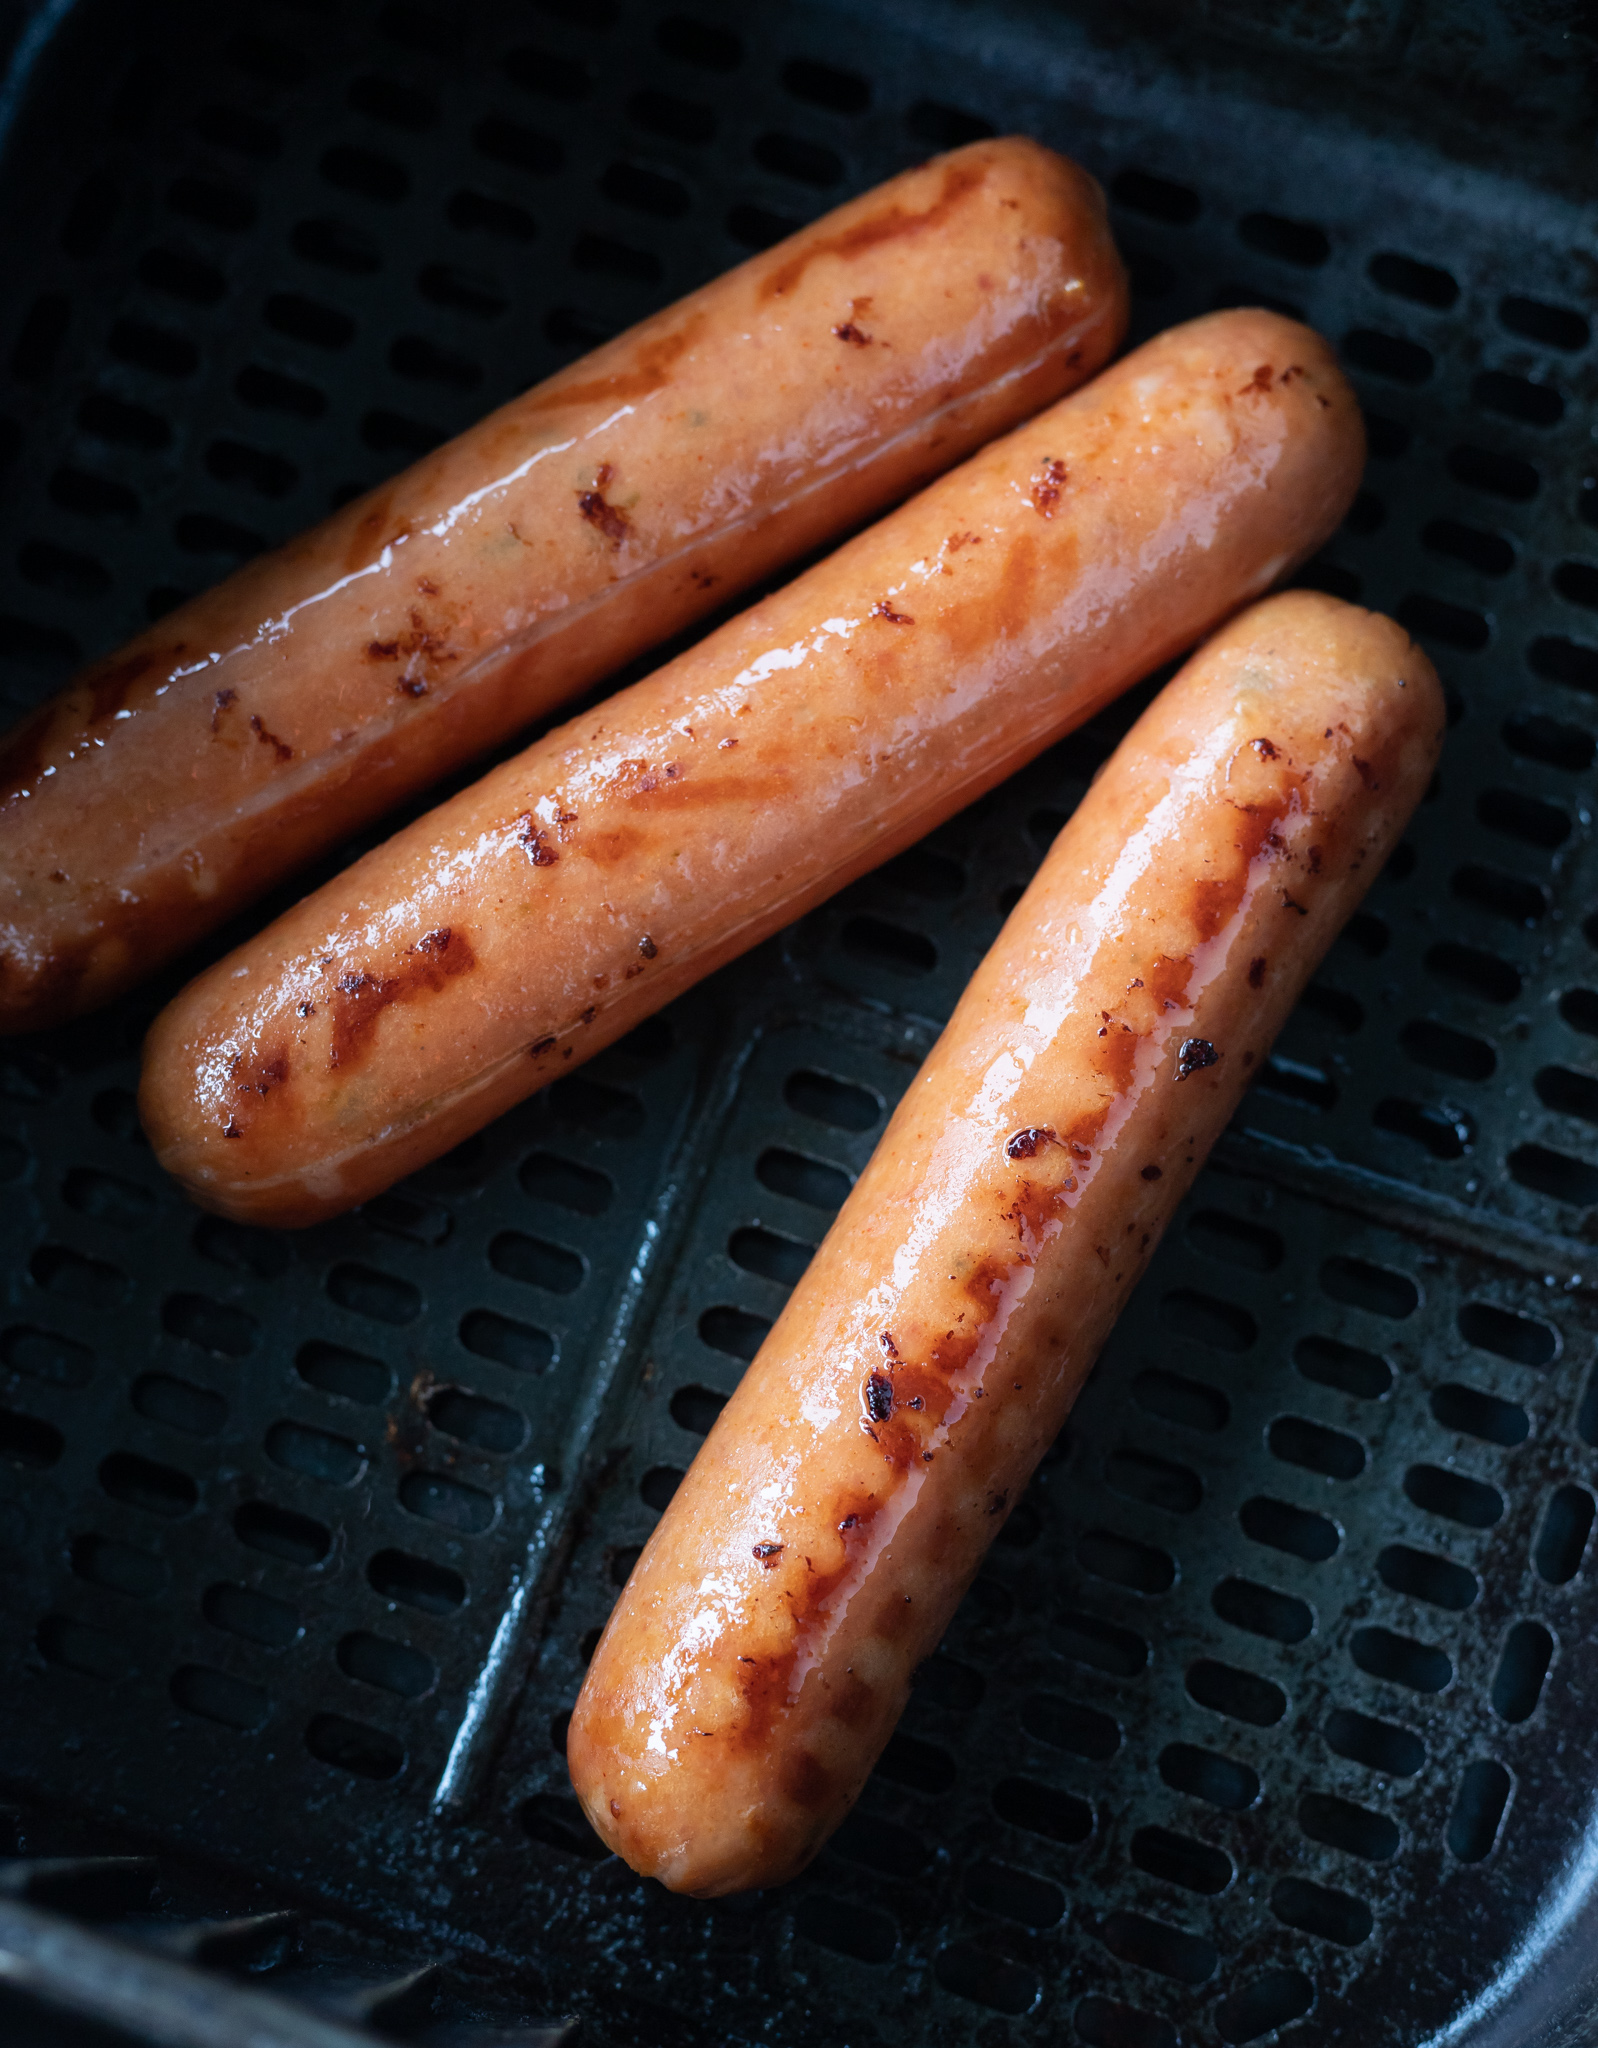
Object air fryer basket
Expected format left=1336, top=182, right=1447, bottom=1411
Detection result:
left=2, top=1, right=1597, bottom=2042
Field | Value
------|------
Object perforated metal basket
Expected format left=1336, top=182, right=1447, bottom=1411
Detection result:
left=2, top=2, right=1598, bottom=2043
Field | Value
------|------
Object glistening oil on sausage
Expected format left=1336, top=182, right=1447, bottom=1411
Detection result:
left=566, top=591, right=1444, bottom=1894
left=0, top=137, right=1125, bottom=1032
left=140, top=310, right=1366, bottom=1226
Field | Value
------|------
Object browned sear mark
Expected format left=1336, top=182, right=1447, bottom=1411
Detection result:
left=1251, top=736, right=1280, bottom=759
left=530, top=1035, right=556, bottom=1056
left=1353, top=756, right=1377, bottom=788
left=863, top=1372, right=894, bottom=1424
left=752, top=1541, right=784, bottom=1567
left=832, top=320, right=872, bottom=346
left=871, top=599, right=914, bottom=624
left=249, top=714, right=292, bottom=762
left=211, top=688, right=237, bottom=732
left=231, top=1047, right=289, bottom=1100
left=1248, top=956, right=1268, bottom=988
left=1239, top=363, right=1274, bottom=394
left=637, top=934, right=657, bottom=959
left=1177, top=1037, right=1220, bottom=1079
left=517, top=814, right=558, bottom=866
left=328, top=925, right=476, bottom=1070
left=578, top=462, right=631, bottom=549
left=1141, top=1164, right=1163, bottom=1181
left=759, top=156, right=986, bottom=300
left=1030, top=457, right=1067, bottom=517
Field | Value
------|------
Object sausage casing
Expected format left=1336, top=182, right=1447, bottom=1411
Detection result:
left=0, top=137, right=1124, bottom=1031
left=140, top=310, right=1363, bottom=1226
left=566, top=590, right=1444, bottom=1893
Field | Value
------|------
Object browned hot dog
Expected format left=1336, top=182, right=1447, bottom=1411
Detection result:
left=140, top=310, right=1363, bottom=1226
left=0, top=137, right=1124, bottom=1031
left=566, top=590, right=1444, bottom=1894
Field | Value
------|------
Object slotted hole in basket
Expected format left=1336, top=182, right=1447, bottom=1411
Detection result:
left=1158, top=1742, right=1259, bottom=1810
left=306, top=1713, right=405, bottom=1779
left=794, top=1893, right=897, bottom=1963
left=1324, top=1706, right=1426, bottom=1776
left=1458, top=1300, right=1557, bottom=1366
left=367, top=1548, right=465, bottom=1614
left=964, top=1857, right=1065, bottom=1928
left=1130, top=1825, right=1232, bottom=1895
left=1106, top=1446, right=1202, bottom=1515
left=1096, top=1909, right=1216, bottom=1985
left=1294, top=1335, right=1392, bottom=1400
left=1131, top=1367, right=1229, bottom=1432
left=1076, top=1998, right=1175, bottom=2048
left=1449, top=1759, right=1512, bottom=1861
left=397, top=1469, right=495, bottom=1533
left=1404, top=1463, right=1504, bottom=1528
left=1019, top=1693, right=1120, bottom=1760
left=1492, top=1621, right=1552, bottom=1723
left=1240, top=1496, right=1340, bottom=1562
left=1535, top=1486, right=1594, bottom=1584
left=1216, top=1971, right=1315, bottom=2044
left=158, top=1294, right=256, bottom=1359
left=991, top=1776, right=1091, bottom=1844
left=71, top=1534, right=167, bottom=1601
left=1299, top=1792, right=1398, bottom=1861
left=1212, top=1576, right=1312, bottom=1644
left=1077, top=1528, right=1175, bottom=1595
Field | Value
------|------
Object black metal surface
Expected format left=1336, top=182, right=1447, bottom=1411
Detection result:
left=2, top=1, right=1598, bottom=2043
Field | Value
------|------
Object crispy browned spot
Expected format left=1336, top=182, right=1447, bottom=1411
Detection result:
left=1006, top=1127, right=1056, bottom=1160
left=1030, top=457, right=1067, bottom=516
left=1248, top=956, right=1267, bottom=988
left=760, top=155, right=989, bottom=300
left=578, top=461, right=632, bottom=548
left=327, top=925, right=476, bottom=1070
left=211, top=688, right=237, bottom=732
left=832, top=321, right=872, bottom=346
left=870, top=599, right=913, bottom=625
left=230, top=1045, right=290, bottom=1101
left=517, top=814, right=558, bottom=866
left=1177, top=1037, right=1220, bottom=1079
left=249, top=713, right=293, bottom=763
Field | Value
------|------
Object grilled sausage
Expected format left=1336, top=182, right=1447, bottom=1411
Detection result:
left=566, top=590, right=1444, bottom=1894
left=140, top=310, right=1364, bottom=1226
left=0, top=137, right=1125, bottom=1032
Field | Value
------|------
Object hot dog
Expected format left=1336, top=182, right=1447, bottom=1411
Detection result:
left=566, top=590, right=1444, bottom=1894
left=140, top=310, right=1364, bottom=1227
left=0, top=138, right=1125, bottom=1032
